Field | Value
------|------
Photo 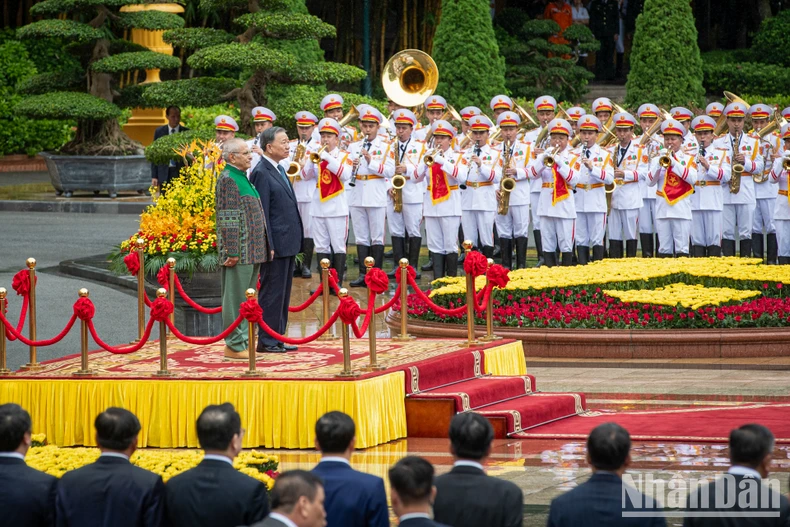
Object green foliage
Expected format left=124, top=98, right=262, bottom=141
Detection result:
left=108, top=40, right=150, bottom=54
left=700, top=49, right=755, bottom=65
left=751, top=10, right=790, bottom=68
left=181, top=103, right=240, bottom=131
left=91, top=51, right=181, bottom=73
left=15, top=92, right=121, bottom=120
left=625, top=0, right=705, bottom=108
left=163, top=28, right=235, bottom=49
left=16, top=68, right=84, bottom=95
left=187, top=42, right=292, bottom=71
left=199, top=0, right=286, bottom=12
left=234, top=12, right=335, bottom=40
left=256, top=0, right=323, bottom=64
left=143, top=128, right=213, bottom=164
left=16, top=19, right=104, bottom=43
left=117, top=11, right=185, bottom=30
left=432, top=0, right=506, bottom=109
left=142, top=77, right=241, bottom=107
left=741, top=94, right=790, bottom=112
left=703, top=62, right=790, bottom=98
left=0, top=41, right=36, bottom=89
left=30, top=0, right=135, bottom=16
left=287, top=63, right=367, bottom=85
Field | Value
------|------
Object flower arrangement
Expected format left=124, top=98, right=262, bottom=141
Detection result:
left=110, top=140, right=223, bottom=277
left=409, top=257, right=790, bottom=330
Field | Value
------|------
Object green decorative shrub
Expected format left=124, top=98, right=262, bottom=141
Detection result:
left=432, top=0, right=507, bottom=109
left=703, top=62, right=790, bottom=98
left=751, top=10, right=790, bottom=68
left=625, top=0, right=705, bottom=108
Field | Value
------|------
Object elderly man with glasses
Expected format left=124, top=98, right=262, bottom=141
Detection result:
left=216, top=138, right=272, bottom=361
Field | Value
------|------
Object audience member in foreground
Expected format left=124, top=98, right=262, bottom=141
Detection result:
left=433, top=413, right=523, bottom=527
left=166, top=403, right=270, bottom=527
left=547, top=422, right=664, bottom=527
left=683, top=424, right=790, bottom=527
left=389, top=456, right=448, bottom=527
left=247, top=470, right=326, bottom=527
left=55, top=407, right=166, bottom=527
left=311, top=411, right=389, bottom=527
left=0, top=403, right=57, bottom=527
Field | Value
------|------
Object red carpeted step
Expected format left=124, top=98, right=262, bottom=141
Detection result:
left=477, top=392, right=587, bottom=435
left=400, top=349, right=485, bottom=395
left=409, top=375, right=537, bottom=412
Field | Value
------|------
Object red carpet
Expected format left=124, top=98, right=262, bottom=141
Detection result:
left=513, top=403, right=790, bottom=443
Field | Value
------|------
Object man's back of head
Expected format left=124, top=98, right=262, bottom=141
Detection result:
left=586, top=422, right=631, bottom=474
left=0, top=403, right=32, bottom=454
left=196, top=403, right=243, bottom=457
left=389, top=456, right=435, bottom=517
left=269, top=470, right=326, bottom=527
left=95, top=407, right=141, bottom=453
left=448, top=412, right=494, bottom=461
left=315, top=411, right=355, bottom=455
left=730, top=423, right=774, bottom=477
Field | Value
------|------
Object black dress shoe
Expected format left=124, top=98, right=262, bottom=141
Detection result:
left=258, top=343, right=286, bottom=353
left=282, top=344, right=298, bottom=351
left=301, top=267, right=312, bottom=279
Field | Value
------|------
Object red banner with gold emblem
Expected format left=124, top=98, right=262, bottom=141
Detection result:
left=430, top=163, right=451, bottom=205
left=318, top=160, right=344, bottom=202
left=551, top=164, right=570, bottom=206
left=661, top=156, right=694, bottom=205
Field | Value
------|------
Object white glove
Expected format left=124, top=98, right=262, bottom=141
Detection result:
left=783, top=150, right=790, bottom=159
left=319, top=150, right=332, bottom=162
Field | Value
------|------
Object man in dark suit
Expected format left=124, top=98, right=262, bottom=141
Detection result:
left=683, top=424, right=790, bottom=527
left=56, top=407, right=166, bottom=527
left=250, top=126, right=304, bottom=353
left=151, top=106, right=189, bottom=191
left=166, top=403, right=269, bottom=527
left=433, top=413, right=523, bottom=527
left=311, top=412, right=389, bottom=527
left=246, top=470, right=326, bottom=527
left=389, top=456, right=449, bottom=527
left=547, top=423, right=664, bottom=527
left=0, top=403, right=57, bottom=527
left=588, top=0, right=620, bottom=81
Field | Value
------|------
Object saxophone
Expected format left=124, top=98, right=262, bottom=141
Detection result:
left=498, top=140, right=515, bottom=216
left=728, top=132, right=744, bottom=194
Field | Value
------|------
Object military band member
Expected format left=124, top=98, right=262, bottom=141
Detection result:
left=386, top=109, right=426, bottom=278
left=608, top=112, right=646, bottom=258
left=592, top=97, right=613, bottom=124
left=690, top=115, right=731, bottom=257
left=301, top=118, right=354, bottom=288
left=289, top=111, right=319, bottom=278
left=490, top=95, right=514, bottom=120
left=706, top=102, right=724, bottom=120
left=526, top=118, right=579, bottom=267
left=566, top=106, right=586, bottom=137
left=573, top=115, right=614, bottom=264
left=783, top=107, right=790, bottom=122
left=636, top=103, right=663, bottom=257
left=494, top=111, right=531, bottom=269
left=460, top=107, right=482, bottom=135
left=669, top=107, right=698, bottom=153
left=414, top=95, right=448, bottom=145
left=713, top=102, right=764, bottom=257
left=214, top=115, right=238, bottom=145
left=247, top=107, right=276, bottom=174
left=415, top=120, right=469, bottom=277
left=647, top=119, right=698, bottom=257
left=348, top=107, right=395, bottom=287
left=769, top=124, right=790, bottom=264
left=319, top=94, right=358, bottom=148
left=750, top=103, right=780, bottom=264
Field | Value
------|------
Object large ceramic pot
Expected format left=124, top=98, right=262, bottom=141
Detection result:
left=147, top=269, right=223, bottom=336
left=40, top=152, right=150, bottom=198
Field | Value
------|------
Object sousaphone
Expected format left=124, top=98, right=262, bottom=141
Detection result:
left=382, top=49, right=439, bottom=108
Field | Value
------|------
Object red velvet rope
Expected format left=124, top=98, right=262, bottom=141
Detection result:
left=165, top=316, right=243, bottom=345
left=328, top=270, right=341, bottom=294
left=407, top=275, right=468, bottom=316
left=288, top=284, right=323, bottom=312
left=256, top=310, right=341, bottom=345
left=12, top=269, right=34, bottom=297
left=374, top=283, right=400, bottom=314
left=487, top=264, right=510, bottom=289
left=463, top=251, right=488, bottom=277
left=150, top=297, right=174, bottom=321
left=88, top=318, right=154, bottom=355
left=3, top=296, right=28, bottom=342
left=365, top=268, right=389, bottom=294
left=0, top=310, right=77, bottom=347
left=351, top=291, right=376, bottom=338
left=174, top=275, right=222, bottom=314
left=124, top=252, right=140, bottom=276
left=73, top=297, right=95, bottom=321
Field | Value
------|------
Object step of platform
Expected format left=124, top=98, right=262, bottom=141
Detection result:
left=409, top=375, right=537, bottom=411
left=478, top=392, right=587, bottom=436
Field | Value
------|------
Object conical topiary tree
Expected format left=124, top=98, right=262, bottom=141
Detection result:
left=432, top=0, right=507, bottom=109
left=625, top=0, right=705, bottom=108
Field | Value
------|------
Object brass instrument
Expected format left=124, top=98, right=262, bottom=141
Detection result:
left=391, top=174, right=406, bottom=213
left=659, top=152, right=672, bottom=168
left=543, top=146, right=560, bottom=167
left=286, top=142, right=307, bottom=178
left=458, top=131, right=473, bottom=150
left=423, top=148, right=441, bottom=166
left=728, top=131, right=745, bottom=194
left=712, top=92, right=749, bottom=136
left=556, top=103, right=571, bottom=122
left=308, top=145, right=327, bottom=164
left=338, top=105, right=360, bottom=128
left=381, top=49, right=439, bottom=107
left=513, top=101, right=540, bottom=129
left=783, top=158, right=790, bottom=171
left=423, top=105, right=463, bottom=144
left=534, top=126, right=549, bottom=149
left=498, top=140, right=514, bottom=216
left=596, top=123, right=618, bottom=147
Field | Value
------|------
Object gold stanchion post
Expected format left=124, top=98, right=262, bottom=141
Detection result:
left=135, top=238, right=145, bottom=342
left=392, top=258, right=413, bottom=341
left=318, top=258, right=338, bottom=340
left=166, top=257, right=176, bottom=339
left=0, top=288, right=9, bottom=375
left=153, top=288, right=175, bottom=377
left=480, top=258, right=500, bottom=342
left=461, top=241, right=479, bottom=347
left=25, top=258, right=41, bottom=370
left=242, top=288, right=264, bottom=377
left=361, top=257, right=384, bottom=372
left=74, top=288, right=95, bottom=377
left=335, top=289, right=359, bottom=378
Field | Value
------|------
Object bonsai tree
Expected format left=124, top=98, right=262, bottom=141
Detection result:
left=495, top=8, right=598, bottom=103
left=14, top=0, right=184, bottom=155
left=625, top=0, right=705, bottom=108
left=431, top=0, right=507, bottom=109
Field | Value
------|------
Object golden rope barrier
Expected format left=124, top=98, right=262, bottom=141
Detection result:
left=392, top=258, right=414, bottom=341
left=73, top=288, right=95, bottom=377
left=336, top=288, right=359, bottom=378
left=25, top=258, right=41, bottom=370
left=361, top=257, right=384, bottom=372
left=461, top=241, right=478, bottom=347
left=0, top=288, right=9, bottom=375
left=153, top=288, right=175, bottom=377
left=241, top=288, right=264, bottom=378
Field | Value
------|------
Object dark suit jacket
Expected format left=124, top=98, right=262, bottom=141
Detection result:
left=311, top=460, right=389, bottom=527
left=249, top=157, right=303, bottom=258
left=56, top=455, right=166, bottom=527
left=683, top=473, right=790, bottom=527
left=151, top=124, right=189, bottom=182
left=433, top=465, right=523, bottom=527
left=588, top=0, right=620, bottom=38
left=165, top=458, right=269, bottom=527
left=0, top=455, right=58, bottom=527
left=547, top=472, right=665, bottom=527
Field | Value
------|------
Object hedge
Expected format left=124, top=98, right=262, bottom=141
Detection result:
left=751, top=10, right=790, bottom=68
left=141, top=78, right=242, bottom=108
left=703, top=62, right=790, bottom=98
left=163, top=28, right=235, bottom=50
left=234, top=12, right=335, bottom=39
left=116, top=11, right=185, bottom=30
left=15, top=19, right=103, bottom=43
left=15, top=91, right=121, bottom=121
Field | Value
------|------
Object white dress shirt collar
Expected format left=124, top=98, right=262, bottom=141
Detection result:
left=454, top=460, right=485, bottom=471
left=203, top=454, right=233, bottom=465
left=100, top=452, right=130, bottom=460
left=263, top=154, right=282, bottom=172
left=399, top=513, right=431, bottom=522
left=0, top=452, right=25, bottom=460
left=319, top=456, right=351, bottom=466
left=269, top=512, right=299, bottom=527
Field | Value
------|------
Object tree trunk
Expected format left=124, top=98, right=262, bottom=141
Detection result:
left=238, top=70, right=266, bottom=134
left=756, top=0, right=772, bottom=22
left=88, top=39, right=114, bottom=103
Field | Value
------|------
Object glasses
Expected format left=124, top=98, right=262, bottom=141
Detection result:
left=231, top=150, right=252, bottom=156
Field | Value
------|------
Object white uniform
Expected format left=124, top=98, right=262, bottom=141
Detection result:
left=608, top=141, right=647, bottom=241
left=713, top=132, right=764, bottom=242
left=415, top=149, right=469, bottom=254
left=753, top=131, right=780, bottom=236
left=460, top=143, right=502, bottom=248
left=289, top=137, right=319, bottom=238
left=301, top=147, right=353, bottom=253
left=690, top=146, right=731, bottom=247
left=770, top=156, right=790, bottom=257
left=347, top=136, right=395, bottom=245
left=386, top=137, right=426, bottom=238
left=246, top=135, right=262, bottom=176
left=495, top=140, right=531, bottom=239
left=683, top=133, right=699, bottom=155
left=526, top=147, right=578, bottom=253
left=636, top=134, right=661, bottom=235
left=647, top=152, right=698, bottom=254
left=572, top=144, right=614, bottom=248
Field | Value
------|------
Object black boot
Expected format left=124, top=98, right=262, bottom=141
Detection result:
left=560, top=251, right=573, bottom=266
left=544, top=250, right=558, bottom=268
left=592, top=245, right=605, bottom=261
left=515, top=236, right=528, bottom=269
left=739, top=239, right=752, bottom=258
left=493, top=226, right=501, bottom=258
left=445, top=252, right=459, bottom=277
left=640, top=233, right=654, bottom=258
left=610, top=240, right=624, bottom=259
left=571, top=243, right=578, bottom=265
left=707, top=245, right=722, bottom=257
left=432, top=253, right=446, bottom=278
left=752, top=233, right=764, bottom=261
left=371, top=244, right=385, bottom=270
left=722, top=239, right=736, bottom=257
left=421, top=252, right=434, bottom=271
left=779, top=257, right=790, bottom=265
left=349, top=245, right=370, bottom=287
left=407, top=236, right=422, bottom=279
left=691, top=245, right=706, bottom=257
left=500, top=238, right=513, bottom=269
left=481, top=245, right=494, bottom=259
left=767, top=233, right=778, bottom=264
left=301, top=238, right=314, bottom=278
left=625, top=239, right=638, bottom=258
left=655, top=233, right=660, bottom=256
left=657, top=251, right=672, bottom=258
left=533, top=229, right=544, bottom=267
left=676, top=252, right=689, bottom=258
left=332, top=253, right=346, bottom=290
left=387, top=236, right=406, bottom=278
left=577, top=245, right=590, bottom=265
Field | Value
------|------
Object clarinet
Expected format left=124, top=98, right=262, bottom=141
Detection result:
left=349, top=140, right=370, bottom=187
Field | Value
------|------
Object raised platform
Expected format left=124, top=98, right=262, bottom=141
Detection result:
left=0, top=338, right=536, bottom=449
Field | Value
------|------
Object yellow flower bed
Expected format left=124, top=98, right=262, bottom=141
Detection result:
left=603, top=283, right=761, bottom=310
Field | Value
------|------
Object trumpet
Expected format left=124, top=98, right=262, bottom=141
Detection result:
left=308, top=145, right=327, bottom=164
left=783, top=158, right=790, bottom=171
left=423, top=148, right=441, bottom=166
left=543, top=146, right=560, bottom=167
left=286, top=142, right=307, bottom=178
left=659, top=153, right=672, bottom=168
left=391, top=174, right=406, bottom=213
